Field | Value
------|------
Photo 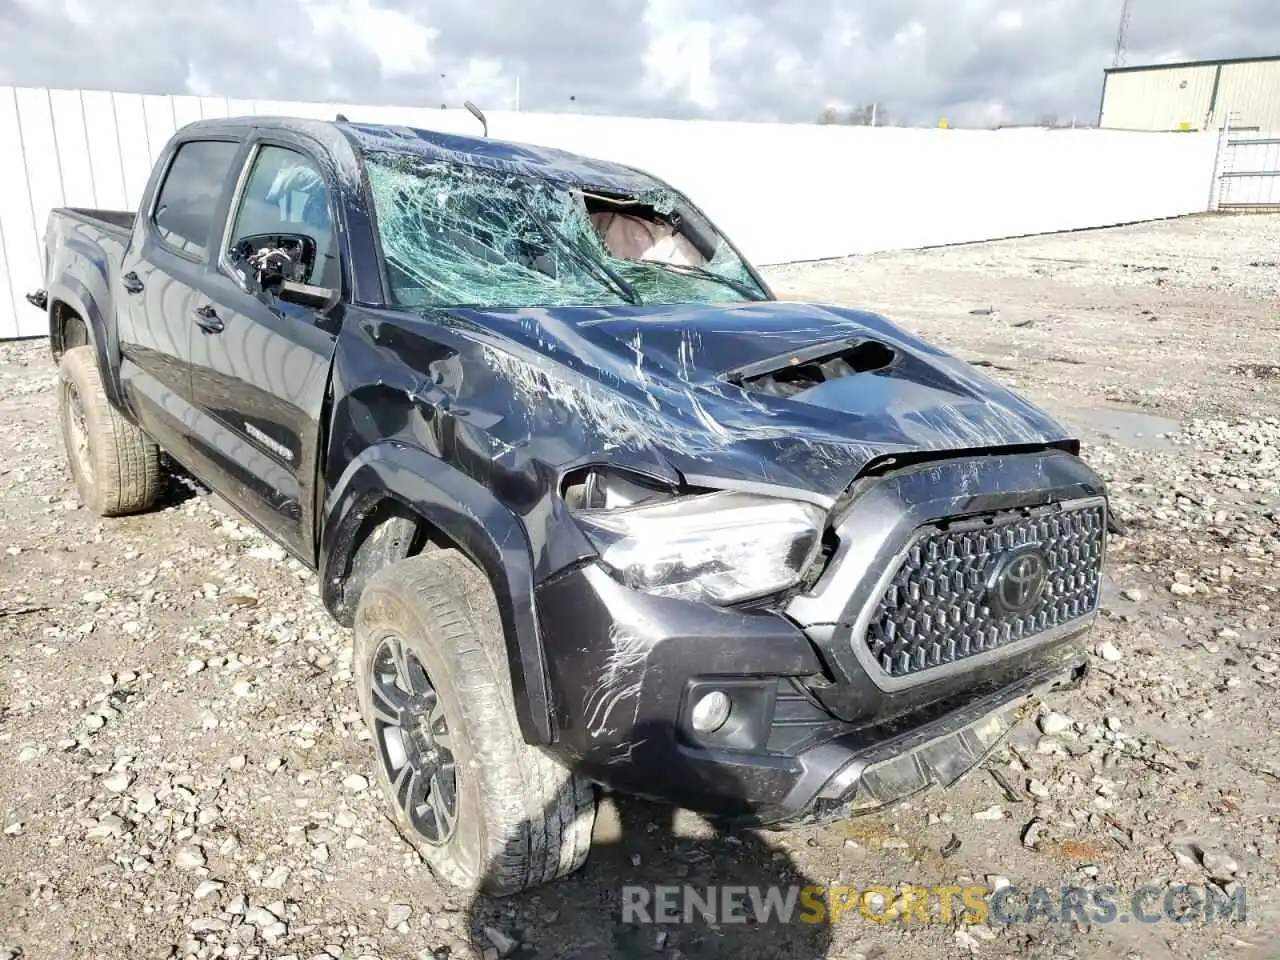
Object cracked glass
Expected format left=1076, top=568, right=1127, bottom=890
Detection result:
left=363, top=150, right=768, bottom=309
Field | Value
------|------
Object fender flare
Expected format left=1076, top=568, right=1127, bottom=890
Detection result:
left=46, top=277, right=126, bottom=411
left=320, top=441, right=555, bottom=745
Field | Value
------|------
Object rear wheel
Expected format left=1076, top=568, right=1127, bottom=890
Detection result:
left=57, top=346, right=161, bottom=516
left=353, top=551, right=596, bottom=896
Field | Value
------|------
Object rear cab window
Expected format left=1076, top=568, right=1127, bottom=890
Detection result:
left=151, top=139, right=241, bottom=258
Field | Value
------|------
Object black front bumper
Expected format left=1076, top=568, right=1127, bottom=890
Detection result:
left=535, top=560, right=1092, bottom=826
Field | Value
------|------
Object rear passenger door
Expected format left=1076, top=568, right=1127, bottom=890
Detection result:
left=186, top=136, right=344, bottom=561
left=117, top=136, right=244, bottom=461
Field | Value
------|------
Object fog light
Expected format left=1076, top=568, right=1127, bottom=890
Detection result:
left=690, top=691, right=732, bottom=734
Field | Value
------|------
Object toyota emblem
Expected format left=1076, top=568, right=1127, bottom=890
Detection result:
left=987, top=546, right=1050, bottom=615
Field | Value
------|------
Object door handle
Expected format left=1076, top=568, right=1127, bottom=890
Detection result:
left=192, top=304, right=224, bottom=334
left=121, top=271, right=144, bottom=294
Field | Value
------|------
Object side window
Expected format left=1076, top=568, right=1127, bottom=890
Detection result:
left=152, top=140, right=240, bottom=257
left=226, top=145, right=338, bottom=289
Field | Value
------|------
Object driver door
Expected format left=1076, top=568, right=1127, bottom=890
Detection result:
left=187, top=137, right=343, bottom=561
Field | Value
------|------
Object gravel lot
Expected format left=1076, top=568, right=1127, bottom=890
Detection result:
left=1, top=214, right=1278, bottom=960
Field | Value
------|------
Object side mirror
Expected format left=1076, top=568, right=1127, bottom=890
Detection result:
left=277, top=280, right=335, bottom=310
left=232, top=232, right=315, bottom=286
left=230, top=232, right=336, bottom=309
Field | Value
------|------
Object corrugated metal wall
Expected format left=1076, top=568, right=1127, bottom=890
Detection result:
left=1, top=85, right=1223, bottom=339
left=1102, top=58, right=1280, bottom=132
left=1210, top=61, right=1280, bottom=130
left=1100, top=65, right=1220, bottom=131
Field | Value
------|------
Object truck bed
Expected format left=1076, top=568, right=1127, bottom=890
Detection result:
left=56, top=207, right=135, bottom=238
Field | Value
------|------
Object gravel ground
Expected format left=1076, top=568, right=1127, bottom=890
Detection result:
left=1, top=214, right=1278, bottom=960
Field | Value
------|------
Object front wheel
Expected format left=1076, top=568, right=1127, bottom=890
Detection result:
left=353, top=551, right=596, bottom=896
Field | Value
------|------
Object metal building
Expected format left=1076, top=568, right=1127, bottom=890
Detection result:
left=1099, top=54, right=1280, bottom=131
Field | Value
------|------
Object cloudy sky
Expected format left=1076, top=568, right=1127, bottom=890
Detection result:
left=0, top=0, right=1276, bottom=127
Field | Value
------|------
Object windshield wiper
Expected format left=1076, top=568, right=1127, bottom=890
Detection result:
left=637, top=259, right=768, bottom=301
left=515, top=195, right=641, bottom=305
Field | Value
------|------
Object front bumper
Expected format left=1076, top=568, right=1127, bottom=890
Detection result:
left=535, top=561, right=1092, bottom=826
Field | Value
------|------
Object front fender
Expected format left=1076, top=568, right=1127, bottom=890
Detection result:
left=320, top=441, right=556, bottom=745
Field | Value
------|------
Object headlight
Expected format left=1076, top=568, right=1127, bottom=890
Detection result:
left=572, top=490, right=827, bottom=605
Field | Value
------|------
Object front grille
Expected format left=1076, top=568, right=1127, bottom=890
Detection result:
left=862, top=501, right=1105, bottom=679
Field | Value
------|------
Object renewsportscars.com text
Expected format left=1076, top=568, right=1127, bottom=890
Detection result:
left=621, top=883, right=1247, bottom=926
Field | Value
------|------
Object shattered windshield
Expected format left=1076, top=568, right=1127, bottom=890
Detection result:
left=363, top=150, right=769, bottom=309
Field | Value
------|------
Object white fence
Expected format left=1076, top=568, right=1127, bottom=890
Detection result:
left=1, top=85, right=1222, bottom=339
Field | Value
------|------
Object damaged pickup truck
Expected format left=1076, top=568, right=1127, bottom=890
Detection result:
left=31, top=115, right=1110, bottom=895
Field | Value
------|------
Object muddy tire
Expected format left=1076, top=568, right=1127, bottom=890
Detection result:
left=353, top=551, right=596, bottom=896
left=57, top=346, right=161, bottom=517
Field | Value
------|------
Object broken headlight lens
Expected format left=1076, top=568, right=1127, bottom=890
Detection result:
left=573, top=491, right=827, bottom=605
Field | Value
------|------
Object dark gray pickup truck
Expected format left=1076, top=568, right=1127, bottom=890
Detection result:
left=30, top=115, right=1110, bottom=895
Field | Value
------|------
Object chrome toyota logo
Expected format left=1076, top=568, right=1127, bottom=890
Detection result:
left=987, top=546, right=1049, bottom=615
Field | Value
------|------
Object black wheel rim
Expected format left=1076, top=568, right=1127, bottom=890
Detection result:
left=368, top=636, right=458, bottom=844
left=62, top=377, right=94, bottom=487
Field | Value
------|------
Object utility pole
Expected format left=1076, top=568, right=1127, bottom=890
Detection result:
left=1112, top=0, right=1132, bottom=68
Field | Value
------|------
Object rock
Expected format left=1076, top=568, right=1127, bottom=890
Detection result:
left=261, top=921, right=289, bottom=941
left=1199, top=849, right=1239, bottom=877
left=81, top=591, right=108, bottom=604
left=1096, top=640, right=1123, bottom=662
left=484, top=926, right=518, bottom=957
left=186, top=659, right=207, bottom=676
left=1035, top=737, right=1066, bottom=756
left=1170, top=582, right=1196, bottom=597
left=194, top=880, right=224, bottom=900
left=1021, top=817, right=1047, bottom=849
left=102, top=771, right=133, bottom=793
left=386, top=903, right=412, bottom=929
left=245, top=907, right=278, bottom=928
left=985, top=875, right=1012, bottom=892
left=342, top=774, right=370, bottom=793
left=190, top=917, right=229, bottom=934
left=247, top=544, right=287, bottom=562
left=973, top=805, right=1004, bottom=821
left=1251, top=657, right=1278, bottom=675
left=1038, top=712, right=1074, bottom=735
left=227, top=755, right=247, bottom=771
left=1121, top=588, right=1143, bottom=602
left=954, top=928, right=980, bottom=951
left=261, top=865, right=290, bottom=889
left=231, top=680, right=254, bottom=697
left=1027, top=779, right=1051, bottom=799
left=175, top=846, right=206, bottom=871
left=85, top=815, right=125, bottom=840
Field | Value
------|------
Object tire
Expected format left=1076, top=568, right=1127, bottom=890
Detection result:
left=56, top=346, right=161, bottom=517
left=354, top=551, right=596, bottom=896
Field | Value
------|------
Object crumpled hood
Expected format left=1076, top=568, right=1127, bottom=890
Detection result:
left=448, top=300, right=1075, bottom=503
